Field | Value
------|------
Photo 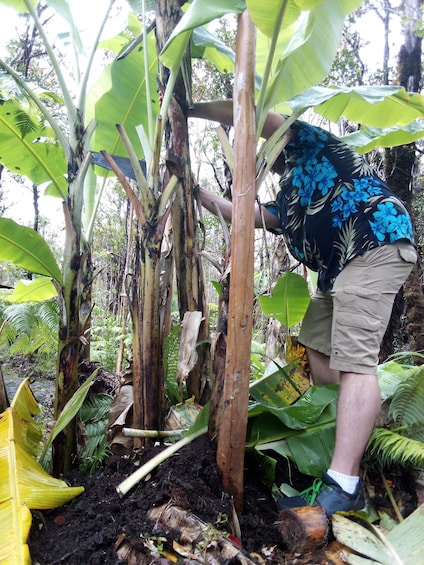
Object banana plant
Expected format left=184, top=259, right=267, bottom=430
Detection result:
left=0, top=0, right=123, bottom=474
left=0, top=0, right=168, bottom=472
left=161, top=0, right=424, bottom=152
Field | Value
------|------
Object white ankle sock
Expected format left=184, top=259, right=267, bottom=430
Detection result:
left=327, top=469, right=359, bottom=494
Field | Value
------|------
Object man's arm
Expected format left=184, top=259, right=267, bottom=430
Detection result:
left=191, top=100, right=284, bottom=230
left=188, top=101, right=287, bottom=140
left=198, top=187, right=281, bottom=230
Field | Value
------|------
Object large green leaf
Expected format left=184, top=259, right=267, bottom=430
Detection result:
left=0, top=0, right=37, bottom=12
left=385, top=505, right=424, bottom=565
left=8, top=278, right=58, bottom=303
left=0, top=218, right=62, bottom=283
left=255, top=0, right=364, bottom=107
left=286, top=422, right=335, bottom=475
left=290, top=85, right=424, bottom=127
left=247, top=385, right=338, bottom=475
left=163, top=0, right=245, bottom=43
left=259, top=271, right=310, bottom=330
left=247, top=0, right=301, bottom=37
left=161, top=0, right=360, bottom=107
left=88, top=29, right=159, bottom=158
left=45, top=0, right=85, bottom=56
left=191, top=27, right=235, bottom=74
left=344, top=121, right=424, bottom=153
left=250, top=361, right=304, bottom=407
left=248, top=385, right=338, bottom=432
left=0, top=99, right=67, bottom=195
left=160, top=0, right=244, bottom=70
left=333, top=506, right=424, bottom=565
left=40, top=373, right=96, bottom=463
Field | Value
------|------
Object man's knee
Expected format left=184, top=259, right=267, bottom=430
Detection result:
left=307, top=347, right=340, bottom=385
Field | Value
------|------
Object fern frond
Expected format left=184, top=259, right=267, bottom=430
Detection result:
left=78, top=394, right=113, bottom=474
left=163, top=324, right=182, bottom=404
left=367, top=427, right=424, bottom=468
left=13, top=108, right=39, bottom=138
left=84, top=419, right=109, bottom=443
left=80, top=393, right=113, bottom=423
left=4, top=302, right=58, bottom=356
left=5, top=303, right=36, bottom=335
left=35, top=301, right=59, bottom=333
left=377, top=361, right=419, bottom=401
left=9, top=334, right=32, bottom=355
left=402, top=421, right=424, bottom=443
left=0, top=320, right=17, bottom=346
left=388, top=365, right=424, bottom=426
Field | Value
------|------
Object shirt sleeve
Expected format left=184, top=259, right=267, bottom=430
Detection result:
left=262, top=201, right=284, bottom=235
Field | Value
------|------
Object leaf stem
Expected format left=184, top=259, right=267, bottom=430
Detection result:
left=116, top=426, right=207, bottom=496
left=255, top=0, right=289, bottom=136
left=24, top=0, right=77, bottom=127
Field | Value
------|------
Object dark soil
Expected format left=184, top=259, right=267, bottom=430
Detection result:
left=28, top=434, right=420, bottom=565
left=29, top=436, right=289, bottom=564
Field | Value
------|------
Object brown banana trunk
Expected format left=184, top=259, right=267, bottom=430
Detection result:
left=216, top=10, right=256, bottom=511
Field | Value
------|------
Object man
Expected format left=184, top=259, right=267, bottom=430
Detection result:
left=189, top=101, right=417, bottom=516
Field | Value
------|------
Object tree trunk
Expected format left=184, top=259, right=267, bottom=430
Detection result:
left=155, top=0, right=210, bottom=403
left=216, top=10, right=256, bottom=511
left=0, top=364, right=9, bottom=412
left=381, top=0, right=424, bottom=361
left=128, top=223, right=166, bottom=444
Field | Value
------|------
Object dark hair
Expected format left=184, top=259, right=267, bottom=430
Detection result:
left=271, top=151, right=286, bottom=175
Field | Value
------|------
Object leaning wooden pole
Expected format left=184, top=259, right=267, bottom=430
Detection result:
left=216, top=9, right=256, bottom=511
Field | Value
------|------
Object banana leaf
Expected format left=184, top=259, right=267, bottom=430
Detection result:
left=0, top=218, right=62, bottom=283
left=333, top=505, right=424, bottom=565
left=247, top=385, right=338, bottom=476
left=8, top=278, right=58, bottom=303
left=0, top=379, right=84, bottom=565
left=259, top=271, right=311, bottom=330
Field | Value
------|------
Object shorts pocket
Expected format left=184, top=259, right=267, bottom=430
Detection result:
left=333, top=286, right=381, bottom=314
left=332, top=311, right=381, bottom=367
left=337, top=311, right=380, bottom=332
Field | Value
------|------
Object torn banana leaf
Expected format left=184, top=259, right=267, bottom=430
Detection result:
left=0, top=379, right=84, bottom=565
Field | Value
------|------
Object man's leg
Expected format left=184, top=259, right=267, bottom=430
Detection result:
left=278, top=244, right=416, bottom=515
left=330, top=372, right=381, bottom=476
left=306, top=347, right=339, bottom=385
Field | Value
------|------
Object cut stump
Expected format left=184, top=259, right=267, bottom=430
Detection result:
left=277, top=505, right=329, bottom=553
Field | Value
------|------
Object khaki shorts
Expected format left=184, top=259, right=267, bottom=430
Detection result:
left=298, top=243, right=417, bottom=374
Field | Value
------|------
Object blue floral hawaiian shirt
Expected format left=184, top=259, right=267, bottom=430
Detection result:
left=266, top=120, right=414, bottom=292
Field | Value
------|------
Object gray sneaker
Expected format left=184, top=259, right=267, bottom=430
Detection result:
left=276, top=472, right=365, bottom=517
